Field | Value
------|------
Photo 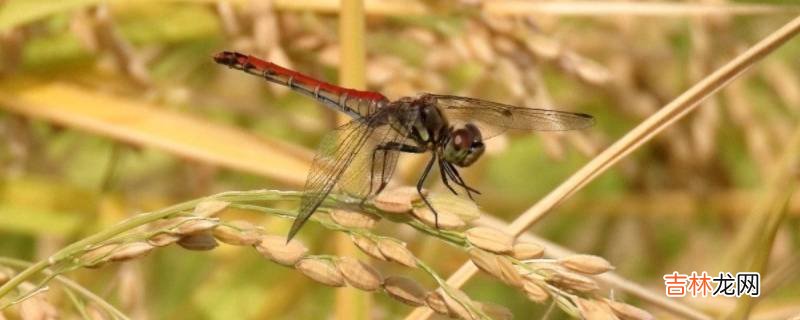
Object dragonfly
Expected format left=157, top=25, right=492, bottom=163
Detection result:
left=214, top=51, right=595, bottom=241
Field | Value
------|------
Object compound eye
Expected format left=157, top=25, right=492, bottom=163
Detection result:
left=452, top=129, right=473, bottom=151
left=465, top=123, right=483, bottom=141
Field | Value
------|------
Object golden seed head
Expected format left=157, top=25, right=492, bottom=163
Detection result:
left=495, top=255, right=523, bottom=288
left=476, top=301, right=513, bottom=320
left=512, top=242, right=545, bottom=260
left=295, top=257, right=345, bottom=287
left=468, top=248, right=503, bottom=278
left=383, top=276, right=427, bottom=307
left=465, top=227, right=513, bottom=254
left=335, top=257, right=383, bottom=291
left=377, top=238, right=417, bottom=268
left=193, top=200, right=230, bottom=217
left=410, top=206, right=466, bottom=230
left=108, top=242, right=154, bottom=262
left=18, top=292, right=58, bottom=320
left=493, top=37, right=518, bottom=55
left=468, top=248, right=522, bottom=288
left=522, top=278, right=550, bottom=303
left=424, top=291, right=449, bottom=315
left=177, top=231, right=219, bottom=251
left=606, top=300, right=655, bottom=320
left=213, top=220, right=262, bottom=246
left=330, top=209, right=380, bottom=229
left=80, top=244, right=118, bottom=266
left=373, top=186, right=421, bottom=213
left=427, top=193, right=482, bottom=222
left=466, top=32, right=494, bottom=64
left=149, top=216, right=189, bottom=231
left=174, top=218, right=219, bottom=236
left=147, top=232, right=181, bottom=247
left=255, top=235, right=308, bottom=266
left=545, top=270, right=599, bottom=293
left=524, top=33, right=561, bottom=60
left=570, top=54, right=611, bottom=85
left=484, top=17, right=514, bottom=33
left=575, top=298, right=617, bottom=319
left=558, top=254, right=614, bottom=275
left=440, top=288, right=477, bottom=320
left=350, top=234, right=387, bottom=261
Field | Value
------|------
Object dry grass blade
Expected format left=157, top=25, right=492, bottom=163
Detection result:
left=484, top=1, right=800, bottom=17
left=407, top=15, right=800, bottom=320
left=727, top=121, right=800, bottom=319
left=0, top=81, right=311, bottom=186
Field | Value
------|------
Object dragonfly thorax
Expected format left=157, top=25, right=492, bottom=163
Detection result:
left=442, top=123, right=485, bottom=167
left=400, top=97, right=486, bottom=167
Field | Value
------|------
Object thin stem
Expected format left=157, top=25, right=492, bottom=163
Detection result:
left=0, top=190, right=299, bottom=300
left=0, top=257, right=129, bottom=320
left=727, top=123, right=800, bottom=319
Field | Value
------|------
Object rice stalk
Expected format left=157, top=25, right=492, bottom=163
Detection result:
left=0, top=187, right=631, bottom=319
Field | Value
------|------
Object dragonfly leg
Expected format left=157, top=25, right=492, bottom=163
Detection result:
left=375, top=148, right=391, bottom=195
left=437, top=158, right=459, bottom=195
left=379, top=142, right=425, bottom=153
left=361, top=148, right=383, bottom=208
left=374, top=142, right=426, bottom=196
left=417, top=155, right=439, bottom=229
left=444, top=162, right=481, bottom=200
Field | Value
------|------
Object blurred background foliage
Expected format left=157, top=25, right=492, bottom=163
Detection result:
left=0, top=0, right=799, bottom=319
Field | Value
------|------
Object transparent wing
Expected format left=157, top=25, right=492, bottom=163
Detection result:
left=337, top=119, right=415, bottom=200
left=288, top=118, right=376, bottom=241
left=428, top=94, right=595, bottom=138
left=289, top=109, right=416, bottom=240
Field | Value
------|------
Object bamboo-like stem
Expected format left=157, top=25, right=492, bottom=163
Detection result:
left=336, top=1, right=370, bottom=319
left=406, top=14, right=800, bottom=320
left=727, top=127, right=800, bottom=319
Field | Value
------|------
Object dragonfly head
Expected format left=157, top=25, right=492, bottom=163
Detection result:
left=443, top=123, right=485, bottom=167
